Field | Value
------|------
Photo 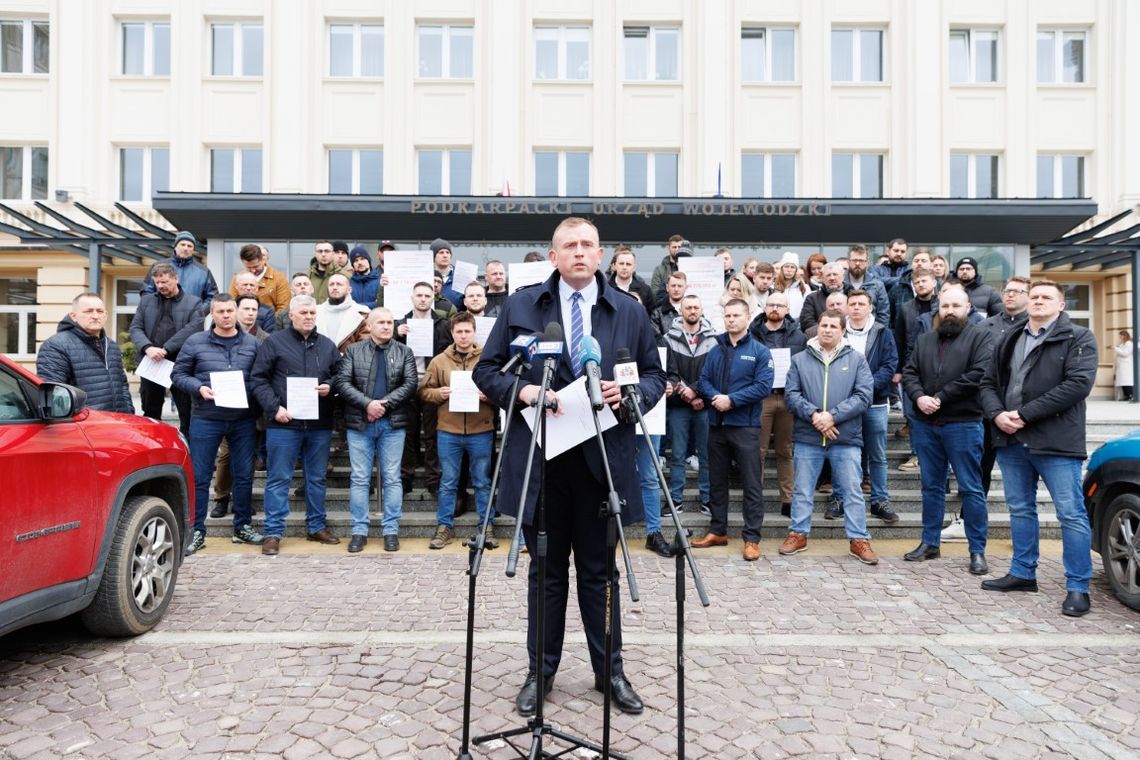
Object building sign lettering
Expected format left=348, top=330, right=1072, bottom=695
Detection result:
left=410, top=199, right=831, bottom=217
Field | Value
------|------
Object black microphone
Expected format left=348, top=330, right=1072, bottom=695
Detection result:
left=579, top=335, right=605, bottom=410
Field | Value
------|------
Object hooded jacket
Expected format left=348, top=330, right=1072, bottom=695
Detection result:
left=419, top=343, right=496, bottom=435
left=171, top=328, right=261, bottom=421
left=349, top=269, right=380, bottom=308
left=902, top=321, right=992, bottom=423
left=664, top=316, right=719, bottom=407
left=785, top=340, right=874, bottom=448
left=843, top=268, right=890, bottom=326
left=978, top=312, right=1098, bottom=458
left=846, top=320, right=899, bottom=405
left=695, top=331, right=774, bottom=428
left=36, top=317, right=134, bottom=414
left=142, top=254, right=219, bottom=303
left=748, top=314, right=808, bottom=355
left=335, top=337, right=418, bottom=431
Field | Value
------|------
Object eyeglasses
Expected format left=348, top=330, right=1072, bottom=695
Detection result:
left=1002, top=289, right=1028, bottom=296
left=766, top=304, right=789, bottom=310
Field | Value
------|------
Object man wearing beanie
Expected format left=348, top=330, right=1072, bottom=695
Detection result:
left=332, top=240, right=351, bottom=270
left=348, top=246, right=380, bottom=307
left=955, top=257, right=1002, bottom=318
left=431, top=238, right=466, bottom=308
left=142, top=230, right=219, bottom=303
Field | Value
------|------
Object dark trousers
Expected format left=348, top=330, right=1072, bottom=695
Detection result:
left=980, top=421, right=997, bottom=498
left=521, top=446, right=622, bottom=680
left=708, top=425, right=765, bottom=541
left=140, top=377, right=192, bottom=439
left=401, top=395, right=440, bottom=488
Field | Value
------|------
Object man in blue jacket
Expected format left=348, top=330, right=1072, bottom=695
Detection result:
left=690, top=298, right=774, bottom=560
left=172, top=294, right=264, bottom=554
left=781, top=310, right=879, bottom=564
left=473, top=217, right=665, bottom=719
left=141, top=230, right=219, bottom=303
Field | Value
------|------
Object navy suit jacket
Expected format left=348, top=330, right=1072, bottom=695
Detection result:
left=473, top=271, right=666, bottom=526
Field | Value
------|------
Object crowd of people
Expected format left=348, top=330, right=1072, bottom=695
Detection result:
left=34, top=228, right=1101, bottom=620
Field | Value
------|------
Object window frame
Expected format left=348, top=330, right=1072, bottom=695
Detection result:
left=416, top=23, right=475, bottom=80
left=623, top=25, right=681, bottom=82
left=416, top=148, right=473, bottom=196
left=117, top=146, right=170, bottom=202
left=622, top=151, right=679, bottom=197
left=327, top=148, right=383, bottom=195
left=0, top=18, right=49, bottom=75
left=210, top=147, right=263, bottom=193
left=950, top=153, right=1000, bottom=199
left=949, top=27, right=1000, bottom=84
left=533, top=24, right=591, bottom=81
left=0, top=145, right=48, bottom=200
left=534, top=150, right=590, bottom=197
left=119, top=19, right=170, bottom=77
left=209, top=20, right=263, bottom=78
left=0, top=275, right=37, bottom=360
left=831, top=27, right=885, bottom=83
left=327, top=22, right=384, bottom=78
left=741, top=152, right=797, bottom=197
left=1036, top=154, right=1086, bottom=199
left=740, top=26, right=796, bottom=83
left=831, top=153, right=884, bottom=199
left=1036, top=28, right=1087, bottom=84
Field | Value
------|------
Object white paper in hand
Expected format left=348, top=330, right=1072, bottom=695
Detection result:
left=519, top=376, right=617, bottom=459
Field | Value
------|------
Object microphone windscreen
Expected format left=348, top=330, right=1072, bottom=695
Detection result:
left=578, top=336, right=602, bottom=370
left=543, top=321, right=563, bottom=343
left=616, top=347, right=633, bottom=362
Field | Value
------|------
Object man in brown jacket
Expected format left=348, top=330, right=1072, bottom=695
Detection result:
left=228, top=243, right=292, bottom=315
left=419, top=311, right=496, bottom=549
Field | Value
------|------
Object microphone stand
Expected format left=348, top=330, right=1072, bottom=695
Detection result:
left=455, top=357, right=527, bottom=760
left=474, top=355, right=613, bottom=759
left=621, top=388, right=711, bottom=760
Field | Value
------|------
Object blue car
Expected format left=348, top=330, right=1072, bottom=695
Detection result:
left=1083, top=429, right=1140, bottom=611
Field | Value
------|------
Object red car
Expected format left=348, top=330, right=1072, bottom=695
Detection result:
left=0, top=354, right=193, bottom=637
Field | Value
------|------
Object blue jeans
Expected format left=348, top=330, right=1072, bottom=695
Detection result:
left=189, top=416, right=256, bottom=534
left=996, top=444, right=1093, bottom=592
left=437, top=430, right=492, bottom=528
left=910, top=419, right=988, bottom=553
left=790, top=443, right=870, bottom=540
left=861, top=404, right=889, bottom=505
left=667, top=406, right=710, bottom=506
left=637, top=434, right=663, bottom=533
left=263, top=426, right=332, bottom=538
left=347, top=419, right=406, bottom=536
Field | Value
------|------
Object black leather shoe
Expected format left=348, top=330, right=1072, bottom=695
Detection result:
left=515, top=672, right=554, bottom=718
left=645, top=531, right=675, bottom=558
left=824, top=497, right=843, bottom=520
left=209, top=500, right=229, bottom=519
left=1062, top=591, right=1090, bottom=617
left=665, top=529, right=690, bottom=557
left=348, top=535, right=367, bottom=553
left=383, top=534, right=400, bottom=552
left=780, top=502, right=791, bottom=517
left=594, top=674, right=643, bottom=715
left=981, top=573, right=1038, bottom=592
left=969, top=553, right=988, bottom=576
left=904, top=542, right=940, bottom=561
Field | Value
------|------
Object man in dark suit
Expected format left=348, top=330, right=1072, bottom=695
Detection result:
left=473, top=217, right=666, bottom=719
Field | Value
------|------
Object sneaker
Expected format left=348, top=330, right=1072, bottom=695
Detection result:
left=869, top=501, right=899, bottom=525
left=232, top=525, right=265, bottom=545
left=940, top=517, right=967, bottom=542
left=897, top=456, right=920, bottom=472
left=686, top=455, right=699, bottom=472
left=780, top=502, right=791, bottom=518
left=428, top=524, right=455, bottom=550
left=824, top=494, right=843, bottom=520
left=698, top=502, right=711, bottom=516
left=778, top=531, right=807, bottom=555
left=849, top=539, right=879, bottom=565
left=186, top=529, right=206, bottom=555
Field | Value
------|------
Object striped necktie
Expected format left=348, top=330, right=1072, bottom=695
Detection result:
left=570, top=291, right=584, bottom=377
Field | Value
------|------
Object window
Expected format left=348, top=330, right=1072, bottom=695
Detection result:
left=114, top=278, right=145, bottom=343
left=211, top=148, right=262, bottom=193
left=0, top=146, right=48, bottom=200
left=1037, top=30, right=1085, bottom=83
left=328, top=149, right=382, bottom=194
left=211, top=22, right=263, bottom=76
left=0, top=277, right=37, bottom=360
left=832, top=28, right=882, bottom=82
left=1061, top=283, right=1092, bottom=329
left=623, top=152, right=678, bottom=197
left=1037, top=154, right=1085, bottom=198
left=949, top=29, right=998, bottom=83
left=418, top=149, right=471, bottom=195
left=119, top=147, right=169, bottom=201
left=329, top=23, right=383, bottom=77
left=950, top=154, right=999, bottom=198
left=417, top=24, right=473, bottom=78
left=624, top=26, right=679, bottom=81
left=741, top=153, right=795, bottom=197
left=0, top=19, right=48, bottom=73
left=534, top=151, right=589, bottom=196
left=0, top=367, right=33, bottom=420
left=741, top=28, right=795, bottom=82
left=120, top=21, right=170, bottom=76
left=832, top=153, right=883, bottom=199
left=534, top=25, right=589, bottom=80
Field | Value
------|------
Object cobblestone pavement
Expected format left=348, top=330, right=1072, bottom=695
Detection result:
left=2, top=540, right=1139, bottom=759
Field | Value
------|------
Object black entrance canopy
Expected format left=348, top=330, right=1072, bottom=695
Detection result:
left=153, top=193, right=1094, bottom=245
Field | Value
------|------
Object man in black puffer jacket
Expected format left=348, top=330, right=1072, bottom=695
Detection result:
left=37, top=292, right=134, bottom=414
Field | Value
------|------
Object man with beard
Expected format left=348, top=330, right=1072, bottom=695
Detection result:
left=901, top=285, right=992, bottom=575
left=955, top=257, right=1002, bottom=317
left=142, top=230, right=218, bottom=303
left=483, top=260, right=509, bottom=313
left=798, top=262, right=848, bottom=334
left=873, top=238, right=911, bottom=293
left=227, top=243, right=290, bottom=314
left=316, top=273, right=370, bottom=351
left=348, top=246, right=380, bottom=307
left=843, top=245, right=890, bottom=326
left=309, top=240, right=352, bottom=304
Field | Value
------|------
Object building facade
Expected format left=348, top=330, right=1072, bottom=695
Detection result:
left=1, top=0, right=1137, bottom=392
